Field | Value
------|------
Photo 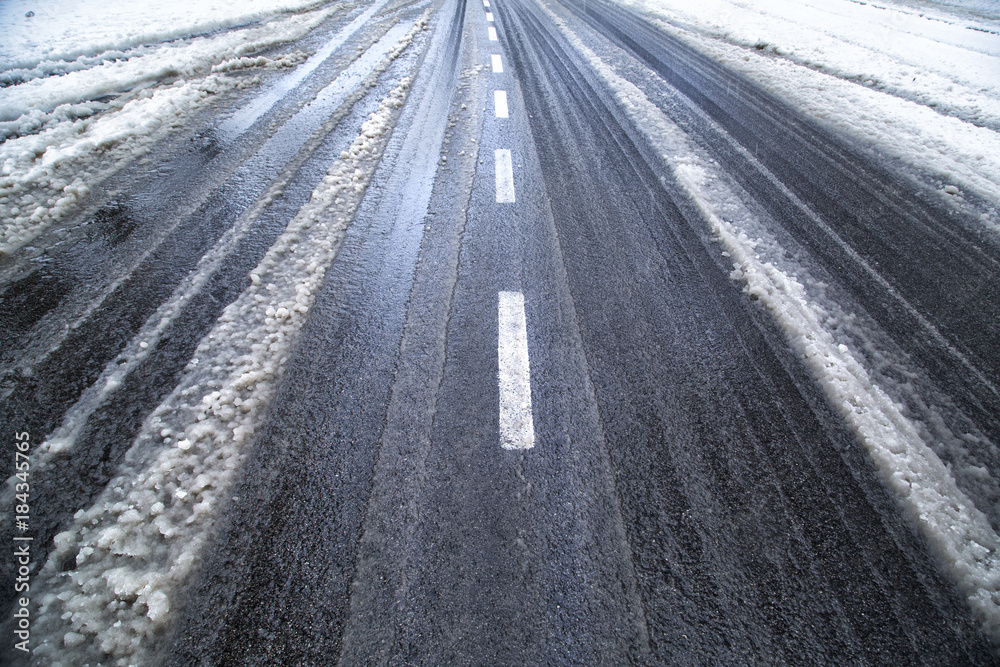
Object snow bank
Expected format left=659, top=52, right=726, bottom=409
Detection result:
left=0, top=8, right=331, bottom=126
left=622, top=0, right=1000, bottom=223
left=903, top=0, right=1000, bottom=19
left=0, top=0, right=325, bottom=72
left=543, top=0, right=1000, bottom=641
left=0, top=7, right=337, bottom=256
left=29, top=31, right=424, bottom=662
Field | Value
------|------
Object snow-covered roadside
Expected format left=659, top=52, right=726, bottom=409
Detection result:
left=618, top=0, right=1000, bottom=227
left=25, top=13, right=428, bottom=664
left=18, top=16, right=418, bottom=477
left=0, top=5, right=345, bottom=256
left=540, top=0, right=1000, bottom=643
left=0, top=0, right=326, bottom=74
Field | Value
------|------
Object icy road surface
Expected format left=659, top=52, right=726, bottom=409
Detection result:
left=2, top=0, right=1000, bottom=663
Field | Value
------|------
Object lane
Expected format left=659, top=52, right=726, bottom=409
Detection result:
left=492, top=0, right=996, bottom=660
left=0, top=0, right=432, bottom=627
left=174, top=0, right=650, bottom=663
left=1, top=2, right=439, bottom=664
left=338, top=2, right=649, bottom=656
left=162, top=0, right=470, bottom=661
left=537, top=0, right=1000, bottom=639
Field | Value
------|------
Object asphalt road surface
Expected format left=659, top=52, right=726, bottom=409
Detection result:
left=2, top=0, right=999, bottom=663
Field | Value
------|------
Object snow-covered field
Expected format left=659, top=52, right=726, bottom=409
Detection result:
left=624, top=0, right=1000, bottom=229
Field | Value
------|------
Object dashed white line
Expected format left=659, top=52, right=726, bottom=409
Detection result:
left=486, top=11, right=494, bottom=21
left=488, top=26, right=498, bottom=41
left=484, top=0, right=490, bottom=6
left=495, top=149, right=515, bottom=202
left=494, top=90, right=509, bottom=118
left=491, top=54, right=503, bottom=73
left=498, top=291, right=535, bottom=450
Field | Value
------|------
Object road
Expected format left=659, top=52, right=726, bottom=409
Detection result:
left=2, top=0, right=999, bottom=663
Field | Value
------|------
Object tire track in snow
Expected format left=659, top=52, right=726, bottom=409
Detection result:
left=0, top=6, right=344, bottom=256
left=0, top=12, right=429, bottom=608
left=0, top=9, right=414, bottom=392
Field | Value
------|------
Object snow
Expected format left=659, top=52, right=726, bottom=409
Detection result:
left=622, top=0, right=1000, bottom=226
left=539, top=0, right=1000, bottom=643
left=0, top=0, right=323, bottom=73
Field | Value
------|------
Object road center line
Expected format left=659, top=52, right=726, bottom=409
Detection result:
left=494, top=90, right=509, bottom=118
left=483, top=0, right=490, bottom=6
left=491, top=54, right=503, bottom=73
left=488, top=26, right=498, bottom=41
left=498, top=291, right=535, bottom=450
left=486, top=11, right=494, bottom=21
left=494, top=149, right=515, bottom=202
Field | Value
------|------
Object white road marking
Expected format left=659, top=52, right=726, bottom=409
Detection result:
left=498, top=291, right=535, bottom=450
left=484, top=0, right=490, bottom=6
left=486, top=12, right=494, bottom=21
left=495, top=149, right=515, bottom=202
left=494, top=90, right=509, bottom=118
left=488, top=26, right=498, bottom=41
left=492, top=54, right=503, bottom=73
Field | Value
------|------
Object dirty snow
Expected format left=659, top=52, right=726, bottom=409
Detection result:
left=0, top=0, right=324, bottom=73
